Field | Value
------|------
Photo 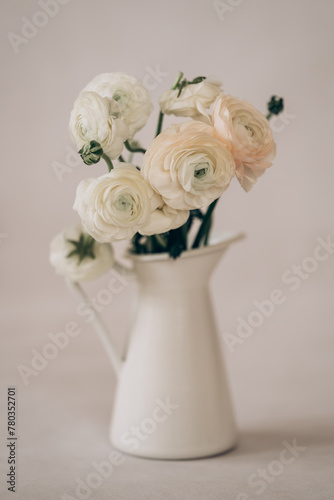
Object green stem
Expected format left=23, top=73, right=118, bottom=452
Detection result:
left=180, top=221, right=188, bottom=249
left=119, top=155, right=125, bottom=162
left=154, top=234, right=167, bottom=250
left=148, top=234, right=166, bottom=253
left=192, top=198, right=219, bottom=249
left=203, top=216, right=212, bottom=246
left=124, top=140, right=146, bottom=155
left=266, top=112, right=273, bottom=120
left=128, top=152, right=134, bottom=163
left=155, top=111, right=164, bottom=137
left=154, top=72, right=184, bottom=140
left=102, top=153, right=113, bottom=172
left=167, top=223, right=188, bottom=259
left=172, top=71, right=184, bottom=90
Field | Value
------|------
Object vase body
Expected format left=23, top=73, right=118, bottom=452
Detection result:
left=110, top=234, right=240, bottom=459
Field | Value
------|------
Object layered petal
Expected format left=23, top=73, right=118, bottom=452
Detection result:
left=212, top=94, right=276, bottom=191
left=141, top=121, right=236, bottom=210
left=83, top=72, right=153, bottom=138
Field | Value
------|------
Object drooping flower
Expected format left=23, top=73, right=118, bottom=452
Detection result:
left=212, top=94, right=276, bottom=191
left=49, top=226, right=114, bottom=282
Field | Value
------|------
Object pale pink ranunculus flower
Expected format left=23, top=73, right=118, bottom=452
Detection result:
left=141, top=121, right=236, bottom=210
left=212, top=94, right=276, bottom=192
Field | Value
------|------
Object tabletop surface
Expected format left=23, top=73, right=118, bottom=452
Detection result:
left=1, top=294, right=333, bottom=500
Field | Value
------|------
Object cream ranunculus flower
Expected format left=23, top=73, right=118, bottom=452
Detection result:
left=69, top=91, right=129, bottom=160
left=140, top=202, right=189, bottom=236
left=212, top=94, right=276, bottom=192
left=159, top=76, right=222, bottom=123
left=141, top=121, right=236, bottom=210
left=82, top=73, right=153, bottom=138
left=49, top=226, right=114, bottom=282
left=73, top=164, right=160, bottom=242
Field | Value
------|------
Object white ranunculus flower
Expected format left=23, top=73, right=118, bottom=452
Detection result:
left=69, top=91, right=129, bottom=160
left=82, top=73, right=153, bottom=138
left=50, top=226, right=114, bottom=282
left=73, top=164, right=160, bottom=243
left=141, top=121, right=236, bottom=210
left=140, top=203, right=189, bottom=236
left=212, top=94, right=276, bottom=192
left=159, top=76, right=222, bottom=123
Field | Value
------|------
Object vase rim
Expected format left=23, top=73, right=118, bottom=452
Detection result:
left=126, top=231, right=245, bottom=263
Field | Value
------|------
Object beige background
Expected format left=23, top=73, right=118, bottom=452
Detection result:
left=1, top=0, right=334, bottom=498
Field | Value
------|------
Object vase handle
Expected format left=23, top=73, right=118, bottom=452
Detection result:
left=65, top=276, right=126, bottom=379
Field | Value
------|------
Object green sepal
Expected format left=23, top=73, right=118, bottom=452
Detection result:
left=66, top=233, right=96, bottom=264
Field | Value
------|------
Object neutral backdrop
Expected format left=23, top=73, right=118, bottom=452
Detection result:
left=1, top=0, right=334, bottom=499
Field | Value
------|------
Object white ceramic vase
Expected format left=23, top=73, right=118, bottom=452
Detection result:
left=68, top=232, right=244, bottom=460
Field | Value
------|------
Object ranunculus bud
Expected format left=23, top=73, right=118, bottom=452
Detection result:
left=267, top=96, right=284, bottom=116
left=79, top=140, right=104, bottom=165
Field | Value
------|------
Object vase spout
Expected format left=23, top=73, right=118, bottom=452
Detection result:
left=130, top=231, right=245, bottom=291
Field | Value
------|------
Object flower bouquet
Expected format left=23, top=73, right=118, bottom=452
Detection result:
left=50, top=71, right=283, bottom=280
left=49, top=71, right=284, bottom=459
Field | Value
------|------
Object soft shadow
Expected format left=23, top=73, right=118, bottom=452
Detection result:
left=215, top=423, right=334, bottom=460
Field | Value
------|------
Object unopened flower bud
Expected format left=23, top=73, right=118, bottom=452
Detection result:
left=267, top=96, right=284, bottom=116
left=79, top=140, right=104, bottom=165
